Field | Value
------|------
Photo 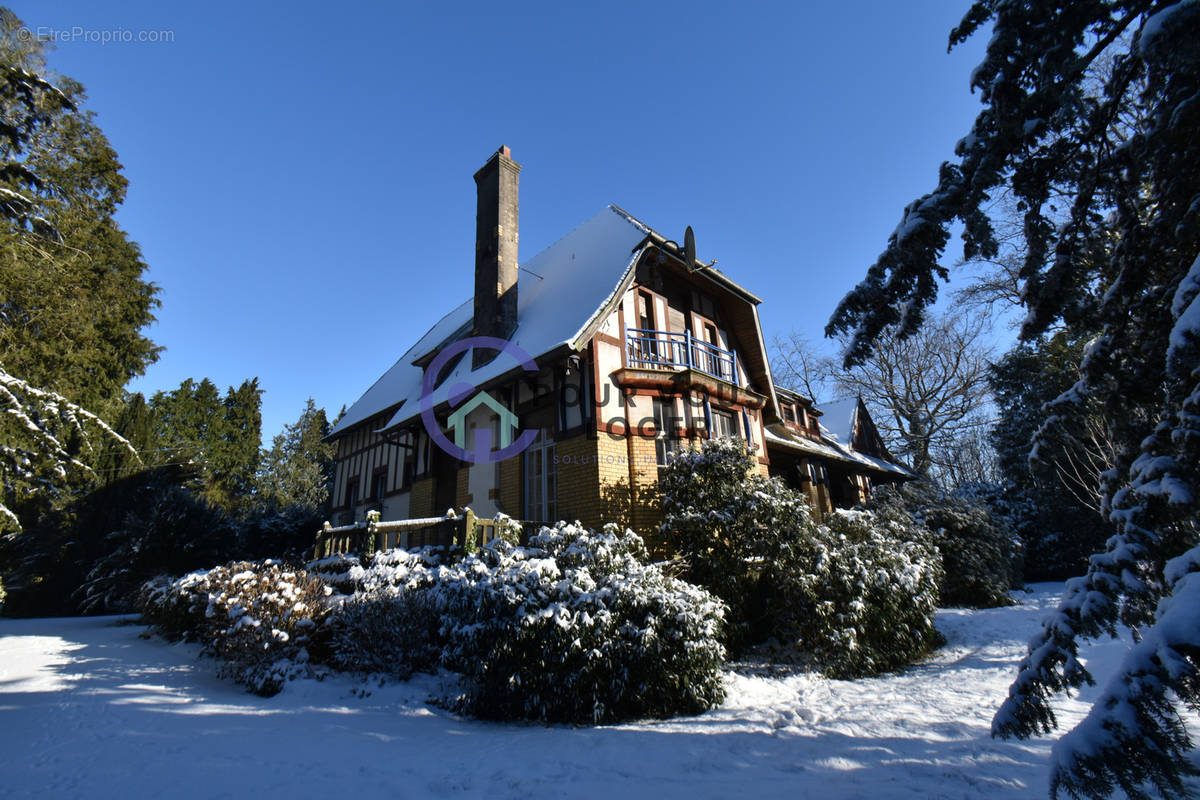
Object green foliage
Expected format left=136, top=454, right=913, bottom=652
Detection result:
left=2, top=462, right=322, bottom=617
left=873, top=482, right=1016, bottom=608
left=324, top=592, right=442, bottom=680
left=256, top=398, right=334, bottom=513
left=139, top=561, right=331, bottom=696
left=785, top=509, right=943, bottom=678
left=659, top=438, right=943, bottom=677
left=657, top=437, right=810, bottom=648
left=0, top=11, right=159, bottom=413
left=0, top=368, right=135, bottom=535
left=79, top=479, right=237, bottom=612
left=149, top=377, right=262, bottom=510
left=989, top=334, right=1111, bottom=579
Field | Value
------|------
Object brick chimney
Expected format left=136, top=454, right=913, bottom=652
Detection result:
left=473, top=145, right=520, bottom=367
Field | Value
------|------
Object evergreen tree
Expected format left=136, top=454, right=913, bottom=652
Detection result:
left=826, top=2, right=1200, bottom=796
left=0, top=9, right=159, bottom=413
left=149, top=378, right=262, bottom=510
left=0, top=14, right=138, bottom=535
left=257, top=398, right=334, bottom=513
left=989, top=334, right=1111, bottom=579
left=216, top=378, right=262, bottom=508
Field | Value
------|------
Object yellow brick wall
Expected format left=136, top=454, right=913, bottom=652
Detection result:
left=410, top=477, right=435, bottom=518
left=497, top=455, right=520, bottom=517
left=455, top=466, right=470, bottom=508
left=596, top=433, right=634, bottom=529
left=627, top=433, right=666, bottom=550
left=553, top=433, right=602, bottom=528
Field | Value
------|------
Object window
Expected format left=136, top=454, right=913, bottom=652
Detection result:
left=782, top=404, right=796, bottom=424
left=524, top=428, right=557, bottom=523
left=371, top=468, right=388, bottom=501
left=345, top=477, right=359, bottom=509
left=637, top=290, right=655, bottom=330
left=711, top=408, right=740, bottom=440
left=654, top=397, right=682, bottom=467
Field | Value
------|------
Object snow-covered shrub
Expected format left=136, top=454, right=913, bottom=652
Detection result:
left=436, top=524, right=727, bottom=723
left=872, top=482, right=1016, bottom=608
left=306, top=552, right=363, bottom=595
left=659, top=438, right=943, bottom=676
left=783, top=509, right=942, bottom=678
left=658, top=437, right=811, bottom=648
left=312, top=527, right=727, bottom=723
left=138, top=561, right=330, bottom=696
left=308, top=546, right=446, bottom=594
left=321, top=548, right=444, bottom=678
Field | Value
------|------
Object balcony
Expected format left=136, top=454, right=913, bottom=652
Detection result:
left=625, top=328, right=739, bottom=385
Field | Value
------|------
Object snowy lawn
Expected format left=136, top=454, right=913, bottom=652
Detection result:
left=0, top=583, right=1165, bottom=799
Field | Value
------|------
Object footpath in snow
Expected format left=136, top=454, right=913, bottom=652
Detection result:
left=0, top=584, right=1154, bottom=799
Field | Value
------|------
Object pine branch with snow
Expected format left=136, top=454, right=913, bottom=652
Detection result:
left=824, top=0, right=1200, bottom=794
left=0, top=366, right=136, bottom=533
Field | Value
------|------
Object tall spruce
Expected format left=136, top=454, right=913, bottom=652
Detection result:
left=150, top=378, right=262, bottom=510
left=826, top=2, right=1200, bottom=797
left=257, top=398, right=334, bottom=513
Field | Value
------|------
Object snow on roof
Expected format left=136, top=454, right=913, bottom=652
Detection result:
left=762, top=426, right=850, bottom=462
left=822, top=434, right=914, bottom=477
left=330, top=205, right=651, bottom=437
left=765, top=394, right=913, bottom=479
left=763, top=425, right=912, bottom=478
left=814, top=397, right=859, bottom=446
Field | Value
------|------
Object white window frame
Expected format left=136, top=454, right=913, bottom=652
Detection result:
left=523, top=428, right=557, bottom=523
left=710, top=408, right=740, bottom=440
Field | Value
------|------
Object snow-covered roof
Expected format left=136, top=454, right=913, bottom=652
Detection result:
left=330, top=205, right=651, bottom=437
left=820, top=433, right=914, bottom=478
left=814, top=397, right=914, bottom=478
left=764, top=424, right=913, bottom=479
left=814, top=397, right=859, bottom=447
left=762, top=427, right=850, bottom=462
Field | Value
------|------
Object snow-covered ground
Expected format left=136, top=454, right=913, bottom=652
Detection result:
left=0, top=584, right=1157, bottom=798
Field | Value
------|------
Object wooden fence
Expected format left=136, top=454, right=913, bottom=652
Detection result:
left=312, top=509, right=538, bottom=560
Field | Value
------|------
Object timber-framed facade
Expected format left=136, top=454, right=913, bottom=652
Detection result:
left=327, top=147, right=912, bottom=543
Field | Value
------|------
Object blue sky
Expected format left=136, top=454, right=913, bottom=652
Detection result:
left=11, top=1, right=992, bottom=442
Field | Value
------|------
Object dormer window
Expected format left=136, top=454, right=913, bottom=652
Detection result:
left=782, top=404, right=796, bottom=424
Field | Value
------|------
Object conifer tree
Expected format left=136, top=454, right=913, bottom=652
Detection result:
left=257, top=398, right=334, bottom=513
left=149, top=378, right=262, bottom=510
left=0, top=12, right=138, bottom=535
left=0, top=9, right=159, bottom=413
left=826, top=2, right=1200, bottom=796
left=989, top=334, right=1111, bottom=579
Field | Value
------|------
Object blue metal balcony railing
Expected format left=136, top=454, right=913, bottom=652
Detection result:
left=625, top=328, right=739, bottom=384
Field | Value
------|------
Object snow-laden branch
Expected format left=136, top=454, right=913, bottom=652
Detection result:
left=0, top=366, right=137, bottom=533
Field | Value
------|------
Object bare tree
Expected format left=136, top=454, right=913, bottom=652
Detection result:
left=768, top=332, right=828, bottom=401
left=822, top=311, right=994, bottom=478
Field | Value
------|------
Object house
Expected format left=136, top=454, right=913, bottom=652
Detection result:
left=764, top=392, right=913, bottom=513
left=326, top=146, right=911, bottom=545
